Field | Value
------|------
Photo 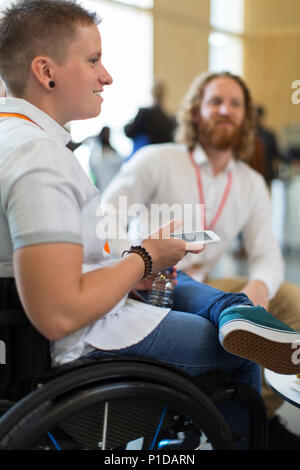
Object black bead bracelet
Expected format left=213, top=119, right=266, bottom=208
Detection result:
left=122, top=245, right=153, bottom=280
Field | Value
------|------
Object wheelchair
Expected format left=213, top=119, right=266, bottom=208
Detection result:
left=0, top=307, right=268, bottom=450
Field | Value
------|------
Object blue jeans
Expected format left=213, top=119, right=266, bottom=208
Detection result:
left=89, top=272, right=262, bottom=449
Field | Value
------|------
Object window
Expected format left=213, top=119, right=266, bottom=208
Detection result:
left=209, top=33, right=244, bottom=76
left=0, top=0, right=13, bottom=13
left=209, top=0, right=244, bottom=76
left=210, top=0, right=244, bottom=34
left=113, top=0, right=153, bottom=8
left=70, top=0, right=153, bottom=160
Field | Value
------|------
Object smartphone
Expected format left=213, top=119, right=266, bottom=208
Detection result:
left=172, top=230, right=220, bottom=250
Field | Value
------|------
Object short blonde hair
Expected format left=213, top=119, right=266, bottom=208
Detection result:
left=175, top=71, right=255, bottom=161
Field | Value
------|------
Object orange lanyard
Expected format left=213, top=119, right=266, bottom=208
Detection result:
left=189, top=150, right=232, bottom=230
left=0, top=111, right=111, bottom=254
left=0, top=112, right=43, bottom=129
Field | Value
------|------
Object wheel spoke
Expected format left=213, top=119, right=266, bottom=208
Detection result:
left=100, top=402, right=109, bottom=450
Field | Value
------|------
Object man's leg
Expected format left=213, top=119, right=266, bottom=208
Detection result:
left=205, top=277, right=246, bottom=294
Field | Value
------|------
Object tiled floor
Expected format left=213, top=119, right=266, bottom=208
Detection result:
left=212, top=249, right=300, bottom=436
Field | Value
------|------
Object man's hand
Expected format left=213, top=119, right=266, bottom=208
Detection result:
left=240, top=280, right=269, bottom=309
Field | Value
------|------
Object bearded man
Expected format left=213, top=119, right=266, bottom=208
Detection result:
left=102, top=72, right=300, bottom=449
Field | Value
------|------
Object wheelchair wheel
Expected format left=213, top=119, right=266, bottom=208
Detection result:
left=0, top=360, right=235, bottom=450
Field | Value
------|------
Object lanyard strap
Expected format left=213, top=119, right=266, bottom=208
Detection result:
left=189, top=149, right=232, bottom=230
left=0, top=111, right=112, bottom=254
left=0, top=112, right=42, bottom=129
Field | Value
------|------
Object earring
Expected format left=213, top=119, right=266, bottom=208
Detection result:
left=49, top=81, right=55, bottom=88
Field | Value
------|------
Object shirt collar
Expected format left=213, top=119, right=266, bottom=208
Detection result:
left=192, top=144, right=235, bottom=174
left=0, top=97, right=71, bottom=146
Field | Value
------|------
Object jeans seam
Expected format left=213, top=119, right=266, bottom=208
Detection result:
left=153, top=358, right=249, bottom=369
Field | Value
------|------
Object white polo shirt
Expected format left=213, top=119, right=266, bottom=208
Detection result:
left=0, top=97, right=170, bottom=365
left=102, top=143, right=284, bottom=300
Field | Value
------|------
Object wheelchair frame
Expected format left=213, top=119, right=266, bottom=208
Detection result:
left=0, top=308, right=268, bottom=450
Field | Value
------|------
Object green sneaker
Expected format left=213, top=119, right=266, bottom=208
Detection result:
left=219, top=305, right=300, bottom=374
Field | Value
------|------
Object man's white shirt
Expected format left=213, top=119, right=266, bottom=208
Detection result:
left=102, top=143, right=284, bottom=299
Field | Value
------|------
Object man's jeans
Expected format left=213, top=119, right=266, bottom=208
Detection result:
left=89, top=272, right=262, bottom=449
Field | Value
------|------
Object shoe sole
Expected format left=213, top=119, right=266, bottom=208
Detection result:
left=220, top=321, right=300, bottom=375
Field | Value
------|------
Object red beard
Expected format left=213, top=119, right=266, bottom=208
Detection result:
left=198, top=117, right=243, bottom=150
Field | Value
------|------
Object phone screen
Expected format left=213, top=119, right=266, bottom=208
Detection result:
left=173, top=232, right=214, bottom=242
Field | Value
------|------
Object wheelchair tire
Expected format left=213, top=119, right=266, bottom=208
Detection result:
left=0, top=359, right=235, bottom=450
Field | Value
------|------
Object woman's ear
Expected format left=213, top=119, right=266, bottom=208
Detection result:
left=31, top=56, right=55, bottom=91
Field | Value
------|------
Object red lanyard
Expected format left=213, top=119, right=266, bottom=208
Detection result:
left=189, top=150, right=232, bottom=230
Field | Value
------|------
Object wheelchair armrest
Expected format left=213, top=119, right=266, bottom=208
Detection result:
left=0, top=309, right=29, bottom=327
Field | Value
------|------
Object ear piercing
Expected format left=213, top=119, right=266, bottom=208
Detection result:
left=49, top=81, right=55, bottom=88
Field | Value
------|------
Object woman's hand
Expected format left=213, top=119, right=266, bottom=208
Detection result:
left=134, top=267, right=178, bottom=291
left=142, top=219, right=204, bottom=274
left=13, top=220, right=203, bottom=341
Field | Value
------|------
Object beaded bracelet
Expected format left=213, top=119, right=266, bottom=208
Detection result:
left=122, top=245, right=153, bottom=280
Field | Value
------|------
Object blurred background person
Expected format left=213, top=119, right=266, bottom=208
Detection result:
left=248, top=105, right=282, bottom=185
left=124, top=80, right=176, bottom=159
left=0, top=78, right=5, bottom=97
left=89, top=126, right=122, bottom=192
left=67, top=126, right=122, bottom=192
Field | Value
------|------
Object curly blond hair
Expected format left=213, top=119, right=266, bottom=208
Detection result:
left=175, top=71, right=255, bottom=161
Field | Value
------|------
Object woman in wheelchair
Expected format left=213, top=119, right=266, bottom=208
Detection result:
left=0, top=0, right=300, bottom=451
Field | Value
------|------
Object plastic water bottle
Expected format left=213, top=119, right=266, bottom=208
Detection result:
left=148, top=268, right=175, bottom=308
